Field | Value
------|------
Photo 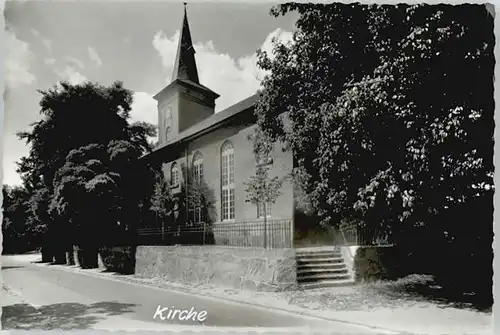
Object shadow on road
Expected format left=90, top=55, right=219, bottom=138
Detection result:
left=1, top=266, right=25, bottom=270
left=2, top=301, right=138, bottom=330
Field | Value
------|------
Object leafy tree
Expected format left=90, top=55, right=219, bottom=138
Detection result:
left=256, top=3, right=493, bottom=303
left=17, top=81, right=154, bottom=188
left=244, top=165, right=284, bottom=248
left=186, top=168, right=217, bottom=245
left=148, top=164, right=218, bottom=245
left=256, top=3, right=493, bottom=230
left=17, top=81, right=156, bottom=263
left=150, top=172, right=174, bottom=241
left=315, top=5, right=494, bottom=239
left=50, top=144, right=105, bottom=265
left=187, top=179, right=216, bottom=224
left=50, top=138, right=152, bottom=268
left=254, top=3, right=390, bottom=203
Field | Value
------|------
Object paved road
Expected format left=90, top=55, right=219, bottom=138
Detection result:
left=1, top=256, right=389, bottom=333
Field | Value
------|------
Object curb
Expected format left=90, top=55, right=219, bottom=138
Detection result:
left=28, top=260, right=401, bottom=334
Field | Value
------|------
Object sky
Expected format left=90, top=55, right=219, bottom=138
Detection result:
left=3, top=1, right=297, bottom=186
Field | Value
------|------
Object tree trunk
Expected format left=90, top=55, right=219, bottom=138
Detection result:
left=41, top=242, right=53, bottom=263
left=54, top=248, right=64, bottom=263
left=66, top=249, right=75, bottom=265
left=53, top=242, right=67, bottom=264
left=76, top=247, right=84, bottom=268
left=82, top=246, right=99, bottom=269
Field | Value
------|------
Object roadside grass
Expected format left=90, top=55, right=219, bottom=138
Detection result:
left=286, top=274, right=492, bottom=313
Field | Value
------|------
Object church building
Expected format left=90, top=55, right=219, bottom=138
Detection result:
left=142, top=5, right=295, bottom=248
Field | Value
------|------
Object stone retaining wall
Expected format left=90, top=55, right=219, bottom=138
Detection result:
left=340, top=246, right=359, bottom=278
left=135, top=246, right=297, bottom=292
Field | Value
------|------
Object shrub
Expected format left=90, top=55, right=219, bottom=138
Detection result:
left=99, top=246, right=136, bottom=274
left=354, top=246, right=409, bottom=282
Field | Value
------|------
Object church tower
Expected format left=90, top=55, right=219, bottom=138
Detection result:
left=154, top=3, right=220, bottom=146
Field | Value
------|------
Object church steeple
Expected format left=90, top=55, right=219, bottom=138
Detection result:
left=172, top=3, right=199, bottom=83
left=154, top=3, right=220, bottom=147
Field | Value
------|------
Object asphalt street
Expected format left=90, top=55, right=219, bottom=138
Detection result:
left=1, top=255, right=390, bottom=333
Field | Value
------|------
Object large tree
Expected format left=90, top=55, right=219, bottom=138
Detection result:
left=256, top=3, right=493, bottom=230
left=256, top=3, right=493, bottom=301
left=50, top=143, right=113, bottom=267
left=17, top=81, right=154, bottom=187
left=17, top=81, right=156, bottom=263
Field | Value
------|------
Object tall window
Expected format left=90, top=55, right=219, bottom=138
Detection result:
left=192, top=152, right=204, bottom=223
left=257, top=201, right=272, bottom=218
left=170, top=162, right=179, bottom=187
left=193, top=152, right=204, bottom=184
left=221, top=141, right=235, bottom=221
left=165, top=107, right=172, bottom=142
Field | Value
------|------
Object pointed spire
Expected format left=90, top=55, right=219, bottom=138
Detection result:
left=172, top=3, right=200, bottom=83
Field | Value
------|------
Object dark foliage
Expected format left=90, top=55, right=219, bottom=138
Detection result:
left=354, top=247, right=408, bottom=282
left=8, top=81, right=156, bottom=268
left=258, top=3, right=493, bottom=308
left=99, top=246, right=136, bottom=274
left=2, top=185, right=33, bottom=254
left=144, top=162, right=217, bottom=246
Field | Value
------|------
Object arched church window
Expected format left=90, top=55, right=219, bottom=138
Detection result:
left=221, top=141, right=235, bottom=221
left=192, top=152, right=204, bottom=184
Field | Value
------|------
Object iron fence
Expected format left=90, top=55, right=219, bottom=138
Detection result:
left=338, top=224, right=393, bottom=247
left=136, top=219, right=293, bottom=249
left=339, top=226, right=359, bottom=246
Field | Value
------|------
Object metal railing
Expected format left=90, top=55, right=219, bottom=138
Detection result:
left=338, top=223, right=393, bottom=247
left=339, top=226, right=359, bottom=246
left=136, top=219, right=293, bottom=249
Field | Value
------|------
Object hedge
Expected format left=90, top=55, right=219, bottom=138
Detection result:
left=99, top=246, right=136, bottom=274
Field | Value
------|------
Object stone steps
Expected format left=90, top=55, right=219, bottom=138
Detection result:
left=297, top=262, right=346, bottom=269
left=298, top=272, right=350, bottom=282
left=297, top=267, right=348, bottom=276
left=295, top=247, right=354, bottom=289
left=300, top=279, right=355, bottom=290
left=298, top=271, right=349, bottom=281
left=296, top=251, right=342, bottom=258
left=296, top=257, right=344, bottom=264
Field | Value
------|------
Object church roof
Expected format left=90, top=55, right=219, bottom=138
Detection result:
left=153, top=78, right=219, bottom=101
left=167, top=93, right=259, bottom=143
left=143, top=93, right=260, bottom=164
